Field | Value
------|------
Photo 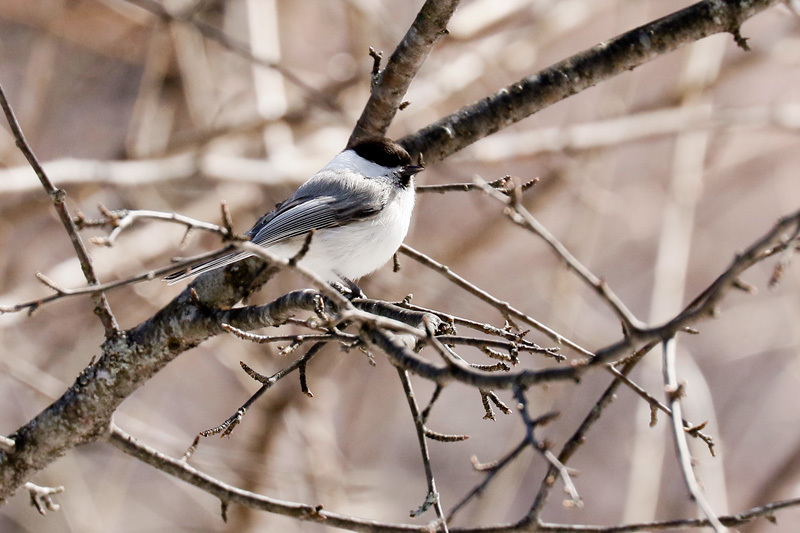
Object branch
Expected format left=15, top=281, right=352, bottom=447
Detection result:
left=24, top=482, right=64, bottom=515
left=114, top=413, right=800, bottom=533
left=3, top=205, right=796, bottom=509
left=0, top=85, right=119, bottom=337
left=476, top=178, right=642, bottom=332
left=185, top=342, right=327, bottom=457
left=399, top=0, right=782, bottom=163
left=398, top=370, right=449, bottom=532
left=399, top=244, right=593, bottom=358
left=0, top=246, right=236, bottom=315
left=122, top=0, right=341, bottom=112
left=525, top=342, right=657, bottom=522
left=535, top=494, right=800, bottom=531
left=349, top=0, right=461, bottom=143
left=662, top=338, right=725, bottom=532
left=109, top=423, right=429, bottom=532
left=606, top=365, right=715, bottom=454
left=416, top=176, right=538, bottom=194
left=77, top=207, right=234, bottom=247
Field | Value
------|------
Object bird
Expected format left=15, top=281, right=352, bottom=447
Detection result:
left=165, top=137, right=422, bottom=293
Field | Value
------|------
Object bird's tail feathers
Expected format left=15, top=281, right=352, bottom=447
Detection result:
left=163, top=251, right=251, bottom=285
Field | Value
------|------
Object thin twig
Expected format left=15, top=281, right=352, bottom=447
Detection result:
left=606, top=364, right=715, bottom=455
left=447, top=439, right=528, bottom=523
left=399, top=244, right=593, bottom=358
left=221, top=324, right=357, bottom=346
left=416, top=176, right=538, bottom=194
left=527, top=342, right=658, bottom=521
left=184, top=343, right=326, bottom=459
left=662, top=337, right=726, bottom=532
left=79, top=208, right=234, bottom=247
left=477, top=177, right=642, bottom=333
left=397, top=369, right=449, bottom=532
left=24, top=482, right=64, bottom=515
left=515, top=388, right=581, bottom=507
left=0, top=85, right=119, bottom=337
left=437, top=335, right=556, bottom=359
left=0, top=246, right=236, bottom=315
left=111, top=423, right=437, bottom=532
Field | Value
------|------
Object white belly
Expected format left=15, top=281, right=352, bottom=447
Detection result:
left=268, top=186, right=414, bottom=282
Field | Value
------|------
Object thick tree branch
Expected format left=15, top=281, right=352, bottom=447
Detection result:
left=399, top=0, right=781, bottom=163
left=0, top=255, right=279, bottom=503
left=349, top=0, right=461, bottom=144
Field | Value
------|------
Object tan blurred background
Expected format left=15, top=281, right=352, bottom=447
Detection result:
left=1, top=0, right=800, bottom=531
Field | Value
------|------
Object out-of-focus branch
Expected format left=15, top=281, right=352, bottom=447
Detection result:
left=0, top=149, right=323, bottom=195
left=466, top=103, right=800, bottom=162
left=122, top=0, right=341, bottom=112
left=0, top=85, right=120, bottom=337
left=662, top=338, right=725, bottom=532
left=399, top=0, right=782, bottom=164
left=349, top=0, right=461, bottom=143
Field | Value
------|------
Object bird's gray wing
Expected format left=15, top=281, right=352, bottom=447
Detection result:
left=248, top=183, right=387, bottom=246
left=249, top=196, right=339, bottom=246
left=165, top=178, right=388, bottom=284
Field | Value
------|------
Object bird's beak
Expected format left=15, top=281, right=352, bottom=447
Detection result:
left=401, top=165, right=424, bottom=178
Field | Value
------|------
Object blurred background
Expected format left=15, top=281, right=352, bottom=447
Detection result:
left=1, top=0, right=800, bottom=531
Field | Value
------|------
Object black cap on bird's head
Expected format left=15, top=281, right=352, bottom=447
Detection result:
left=348, top=137, right=414, bottom=169
left=347, top=137, right=423, bottom=187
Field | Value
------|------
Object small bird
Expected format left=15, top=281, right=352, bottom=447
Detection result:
left=165, top=137, right=422, bottom=290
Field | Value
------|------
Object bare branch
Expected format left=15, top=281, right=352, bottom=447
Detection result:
left=349, top=0, right=461, bottom=143
left=122, top=0, right=341, bottom=112
left=399, top=244, right=593, bottom=358
left=416, top=176, right=538, bottom=194
left=527, top=343, right=658, bottom=521
left=0, top=246, right=237, bottom=315
left=110, top=423, right=435, bottom=532
left=606, top=365, right=715, bottom=455
left=476, top=177, right=643, bottom=332
left=398, top=370, right=448, bottom=531
left=662, top=338, right=725, bottom=532
left=24, top=482, right=64, bottom=515
left=0, top=85, right=119, bottom=337
left=400, top=0, right=782, bottom=163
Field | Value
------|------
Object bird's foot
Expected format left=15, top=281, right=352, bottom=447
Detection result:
left=331, top=277, right=366, bottom=300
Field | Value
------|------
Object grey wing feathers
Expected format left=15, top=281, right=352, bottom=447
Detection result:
left=249, top=176, right=388, bottom=245
left=249, top=196, right=340, bottom=246
left=164, top=250, right=248, bottom=284
left=165, top=176, right=388, bottom=284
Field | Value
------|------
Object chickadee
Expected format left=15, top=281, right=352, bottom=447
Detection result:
left=165, top=137, right=422, bottom=289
